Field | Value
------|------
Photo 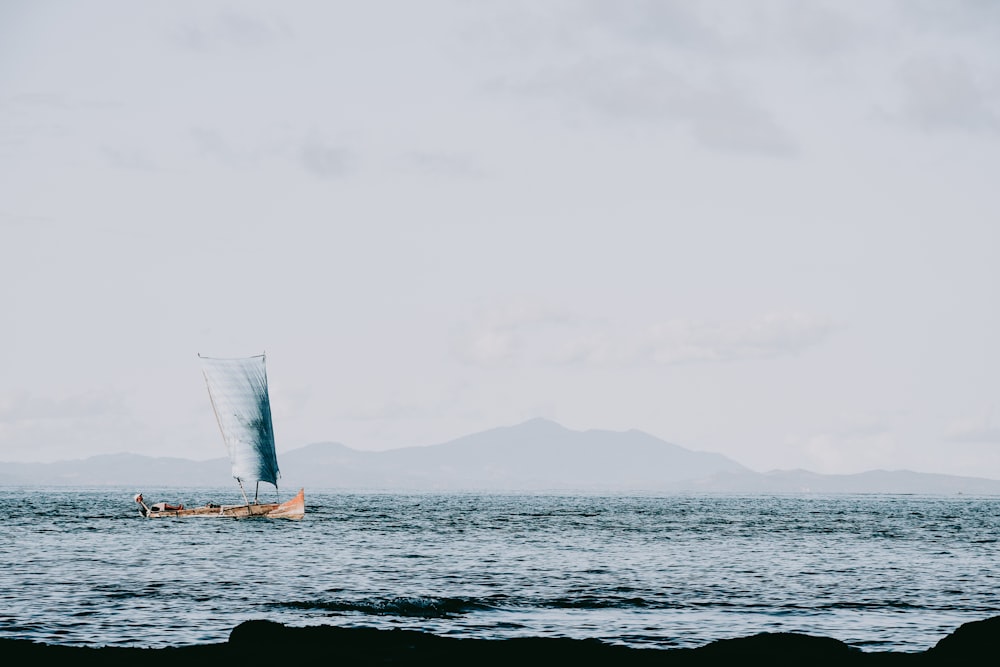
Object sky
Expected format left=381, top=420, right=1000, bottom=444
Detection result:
left=1, top=1, right=998, bottom=478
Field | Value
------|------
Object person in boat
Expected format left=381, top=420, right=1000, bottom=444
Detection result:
left=134, top=493, right=183, bottom=512
left=150, top=501, right=185, bottom=511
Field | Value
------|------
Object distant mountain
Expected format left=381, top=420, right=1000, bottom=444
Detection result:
left=278, top=418, right=752, bottom=491
left=3, top=418, right=1000, bottom=494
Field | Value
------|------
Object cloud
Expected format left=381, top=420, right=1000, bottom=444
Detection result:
left=0, top=92, right=75, bottom=111
left=945, top=417, right=1000, bottom=444
left=0, top=93, right=116, bottom=156
left=888, top=56, right=999, bottom=133
left=338, top=388, right=460, bottom=424
left=171, top=10, right=291, bottom=52
left=0, top=391, right=138, bottom=462
left=776, top=413, right=897, bottom=473
left=473, top=1, right=893, bottom=156
left=191, top=127, right=253, bottom=166
left=454, top=302, right=576, bottom=368
left=546, top=331, right=619, bottom=366
left=455, top=307, right=835, bottom=368
left=479, top=1, right=1000, bottom=153
left=638, top=313, right=836, bottom=364
left=0, top=392, right=128, bottom=425
left=191, top=127, right=356, bottom=177
left=458, top=328, right=518, bottom=368
left=768, top=2, right=861, bottom=58
left=901, top=0, right=1000, bottom=39
left=102, top=146, right=162, bottom=172
left=580, top=0, right=863, bottom=61
left=827, top=413, right=892, bottom=439
left=405, top=151, right=486, bottom=179
left=788, top=429, right=898, bottom=475
left=299, top=134, right=355, bottom=178
left=0, top=93, right=118, bottom=114
left=502, top=60, right=796, bottom=156
left=582, top=0, right=720, bottom=50
left=0, top=210, right=51, bottom=227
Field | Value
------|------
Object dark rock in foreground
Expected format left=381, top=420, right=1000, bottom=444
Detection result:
left=924, top=615, right=999, bottom=661
left=226, top=620, right=869, bottom=665
left=3, top=616, right=999, bottom=666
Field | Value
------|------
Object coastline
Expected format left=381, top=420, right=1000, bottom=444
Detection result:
left=1, top=615, right=996, bottom=666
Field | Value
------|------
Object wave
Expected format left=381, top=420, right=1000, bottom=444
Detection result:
left=539, top=595, right=654, bottom=609
left=277, top=596, right=498, bottom=618
left=276, top=593, right=970, bottom=617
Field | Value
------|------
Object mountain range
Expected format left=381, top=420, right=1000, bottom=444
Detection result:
left=3, top=418, right=999, bottom=494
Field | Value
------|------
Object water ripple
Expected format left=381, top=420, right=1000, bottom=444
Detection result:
left=1, top=488, right=998, bottom=651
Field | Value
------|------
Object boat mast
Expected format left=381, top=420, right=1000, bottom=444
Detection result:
left=237, top=478, right=250, bottom=505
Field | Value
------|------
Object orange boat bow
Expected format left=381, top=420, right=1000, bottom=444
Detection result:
left=266, top=488, right=305, bottom=519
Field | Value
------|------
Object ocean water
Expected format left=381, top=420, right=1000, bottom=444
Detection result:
left=1, top=488, right=998, bottom=652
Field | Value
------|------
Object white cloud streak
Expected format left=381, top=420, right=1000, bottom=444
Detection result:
left=946, top=417, right=1000, bottom=444
left=790, top=430, right=898, bottom=475
left=638, top=313, right=836, bottom=364
left=456, top=307, right=835, bottom=368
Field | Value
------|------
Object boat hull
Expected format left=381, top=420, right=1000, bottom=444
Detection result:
left=142, top=488, right=305, bottom=519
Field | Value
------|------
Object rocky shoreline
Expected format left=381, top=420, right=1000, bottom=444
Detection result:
left=1, top=615, right=996, bottom=665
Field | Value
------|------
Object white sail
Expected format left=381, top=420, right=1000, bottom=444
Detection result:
left=199, top=354, right=280, bottom=487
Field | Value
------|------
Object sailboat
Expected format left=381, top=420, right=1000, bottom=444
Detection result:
left=134, top=353, right=305, bottom=519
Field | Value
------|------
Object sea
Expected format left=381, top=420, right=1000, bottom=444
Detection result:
left=1, top=488, right=998, bottom=653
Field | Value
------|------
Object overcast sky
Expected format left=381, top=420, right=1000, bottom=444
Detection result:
left=2, top=1, right=998, bottom=478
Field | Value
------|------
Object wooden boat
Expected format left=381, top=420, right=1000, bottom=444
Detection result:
left=134, top=353, right=305, bottom=519
left=135, top=488, right=304, bottom=518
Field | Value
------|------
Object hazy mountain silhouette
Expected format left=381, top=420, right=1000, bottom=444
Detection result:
left=278, top=418, right=751, bottom=491
left=3, top=418, right=1000, bottom=494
